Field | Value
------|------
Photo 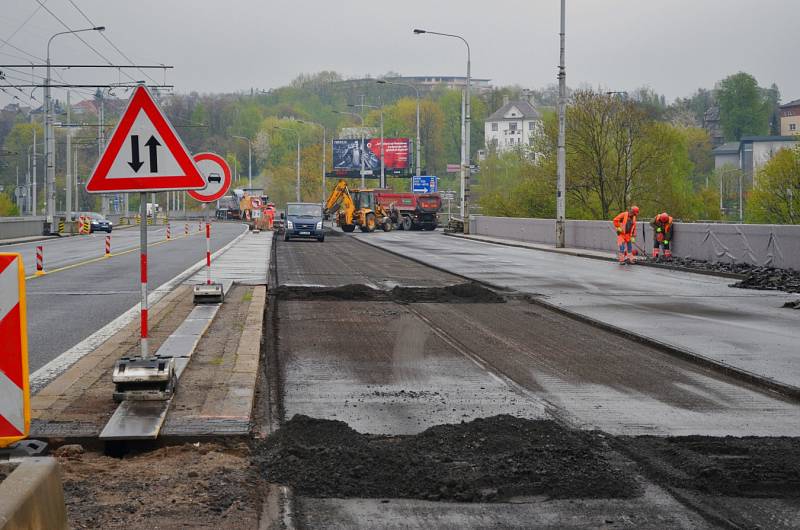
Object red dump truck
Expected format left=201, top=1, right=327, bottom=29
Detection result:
left=375, top=191, right=441, bottom=231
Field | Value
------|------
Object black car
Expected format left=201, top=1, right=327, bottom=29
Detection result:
left=82, top=212, right=113, bottom=233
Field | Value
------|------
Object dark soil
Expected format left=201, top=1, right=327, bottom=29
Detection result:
left=644, top=256, right=800, bottom=294
left=255, top=414, right=641, bottom=502
left=783, top=299, right=800, bottom=309
left=0, top=463, right=17, bottom=483
left=273, top=281, right=506, bottom=304
left=621, top=436, right=800, bottom=498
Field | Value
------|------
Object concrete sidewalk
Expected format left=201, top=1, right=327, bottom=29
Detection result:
left=355, top=230, right=800, bottom=395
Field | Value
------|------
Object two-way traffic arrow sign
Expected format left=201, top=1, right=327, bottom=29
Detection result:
left=86, top=85, right=205, bottom=193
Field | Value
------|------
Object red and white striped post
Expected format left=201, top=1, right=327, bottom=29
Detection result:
left=35, top=245, right=44, bottom=276
left=166, top=223, right=171, bottom=240
left=184, top=223, right=189, bottom=236
left=139, top=193, right=149, bottom=358
left=205, top=221, right=212, bottom=285
left=198, top=219, right=202, bottom=232
left=105, top=235, right=111, bottom=257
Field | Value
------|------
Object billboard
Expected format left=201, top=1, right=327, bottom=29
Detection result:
left=332, top=138, right=410, bottom=172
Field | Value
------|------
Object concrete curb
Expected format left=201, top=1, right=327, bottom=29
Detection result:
left=0, top=235, right=64, bottom=247
left=445, top=232, right=747, bottom=280
left=354, top=235, right=800, bottom=404
left=0, top=457, right=68, bottom=530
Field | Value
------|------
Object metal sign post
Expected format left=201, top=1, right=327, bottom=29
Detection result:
left=139, top=192, right=148, bottom=358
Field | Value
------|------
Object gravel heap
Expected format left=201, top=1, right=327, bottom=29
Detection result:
left=273, top=282, right=506, bottom=304
left=255, top=414, right=640, bottom=502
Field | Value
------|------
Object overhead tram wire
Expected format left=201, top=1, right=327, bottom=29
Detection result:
left=34, top=0, right=139, bottom=83
left=0, top=1, right=47, bottom=56
left=0, top=37, right=43, bottom=63
left=64, top=0, right=159, bottom=85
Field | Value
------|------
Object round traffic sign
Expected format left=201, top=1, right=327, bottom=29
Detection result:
left=188, top=152, right=231, bottom=202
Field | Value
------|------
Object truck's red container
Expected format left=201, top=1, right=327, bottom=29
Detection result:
left=375, top=191, right=441, bottom=230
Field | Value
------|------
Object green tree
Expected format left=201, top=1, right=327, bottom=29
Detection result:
left=0, top=192, right=19, bottom=216
left=716, top=72, right=771, bottom=141
left=747, top=146, right=800, bottom=224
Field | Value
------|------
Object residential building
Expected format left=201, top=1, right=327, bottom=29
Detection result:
left=739, top=136, right=799, bottom=185
left=484, top=96, right=542, bottom=155
left=779, top=98, right=800, bottom=136
left=712, top=142, right=740, bottom=169
left=703, top=106, right=725, bottom=147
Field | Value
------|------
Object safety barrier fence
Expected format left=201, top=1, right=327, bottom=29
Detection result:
left=469, top=215, right=800, bottom=270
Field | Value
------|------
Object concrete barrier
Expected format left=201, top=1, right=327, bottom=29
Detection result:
left=0, top=218, right=47, bottom=240
left=470, top=215, right=800, bottom=269
left=0, top=457, right=68, bottom=530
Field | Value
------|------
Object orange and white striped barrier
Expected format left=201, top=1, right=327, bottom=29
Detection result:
left=35, top=245, right=44, bottom=276
left=184, top=223, right=189, bottom=236
left=78, top=215, right=90, bottom=234
left=105, top=235, right=111, bottom=257
left=166, top=224, right=171, bottom=240
left=0, top=253, right=30, bottom=448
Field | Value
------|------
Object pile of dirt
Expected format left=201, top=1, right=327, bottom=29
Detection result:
left=255, top=414, right=641, bottom=502
left=273, top=282, right=506, bottom=304
left=783, top=299, right=800, bottom=310
left=731, top=267, right=800, bottom=294
left=644, top=256, right=753, bottom=276
left=622, top=436, right=800, bottom=498
left=0, top=463, right=17, bottom=483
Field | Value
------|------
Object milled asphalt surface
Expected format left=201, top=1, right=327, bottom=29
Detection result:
left=277, top=233, right=800, bottom=437
left=21, top=222, right=245, bottom=372
left=354, top=230, right=800, bottom=391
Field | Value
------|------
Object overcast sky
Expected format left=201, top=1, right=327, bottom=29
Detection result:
left=1, top=0, right=797, bottom=107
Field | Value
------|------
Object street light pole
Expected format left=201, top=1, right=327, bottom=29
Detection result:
left=377, top=79, right=422, bottom=177
left=46, top=26, right=104, bottom=231
left=555, top=1, right=567, bottom=248
left=273, top=127, right=301, bottom=201
left=233, top=135, right=253, bottom=189
left=414, top=28, right=471, bottom=232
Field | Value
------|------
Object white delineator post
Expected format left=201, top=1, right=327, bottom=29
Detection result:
left=205, top=218, right=211, bottom=285
left=139, top=193, right=148, bottom=358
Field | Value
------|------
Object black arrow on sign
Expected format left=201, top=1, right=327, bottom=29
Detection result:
left=128, top=135, right=144, bottom=172
left=145, top=136, right=161, bottom=173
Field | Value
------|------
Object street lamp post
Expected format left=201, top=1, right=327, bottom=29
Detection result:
left=556, top=0, right=567, bottom=248
left=414, top=28, right=470, bottom=233
left=46, top=26, right=104, bottom=231
left=298, top=120, right=327, bottom=204
left=333, top=110, right=366, bottom=188
left=232, top=135, right=253, bottom=189
left=273, top=127, right=301, bottom=201
left=377, top=79, right=421, bottom=177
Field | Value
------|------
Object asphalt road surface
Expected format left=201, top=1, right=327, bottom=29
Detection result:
left=16, top=222, right=245, bottom=372
left=269, top=231, right=800, bottom=528
left=354, top=230, right=800, bottom=390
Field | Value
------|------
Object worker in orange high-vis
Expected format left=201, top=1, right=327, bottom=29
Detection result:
left=612, top=205, right=639, bottom=264
left=651, top=212, right=673, bottom=260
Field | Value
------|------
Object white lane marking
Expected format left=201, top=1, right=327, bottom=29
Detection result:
left=30, top=225, right=249, bottom=394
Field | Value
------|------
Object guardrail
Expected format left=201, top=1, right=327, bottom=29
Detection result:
left=470, top=215, right=800, bottom=269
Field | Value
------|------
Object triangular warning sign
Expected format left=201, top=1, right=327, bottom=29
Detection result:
left=86, top=85, right=205, bottom=193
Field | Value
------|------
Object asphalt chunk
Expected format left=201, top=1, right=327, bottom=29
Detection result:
left=255, top=414, right=641, bottom=502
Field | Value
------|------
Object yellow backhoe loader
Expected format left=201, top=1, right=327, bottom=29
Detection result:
left=324, top=179, right=392, bottom=233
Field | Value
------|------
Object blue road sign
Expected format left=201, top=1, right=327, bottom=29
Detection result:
left=412, top=176, right=438, bottom=193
